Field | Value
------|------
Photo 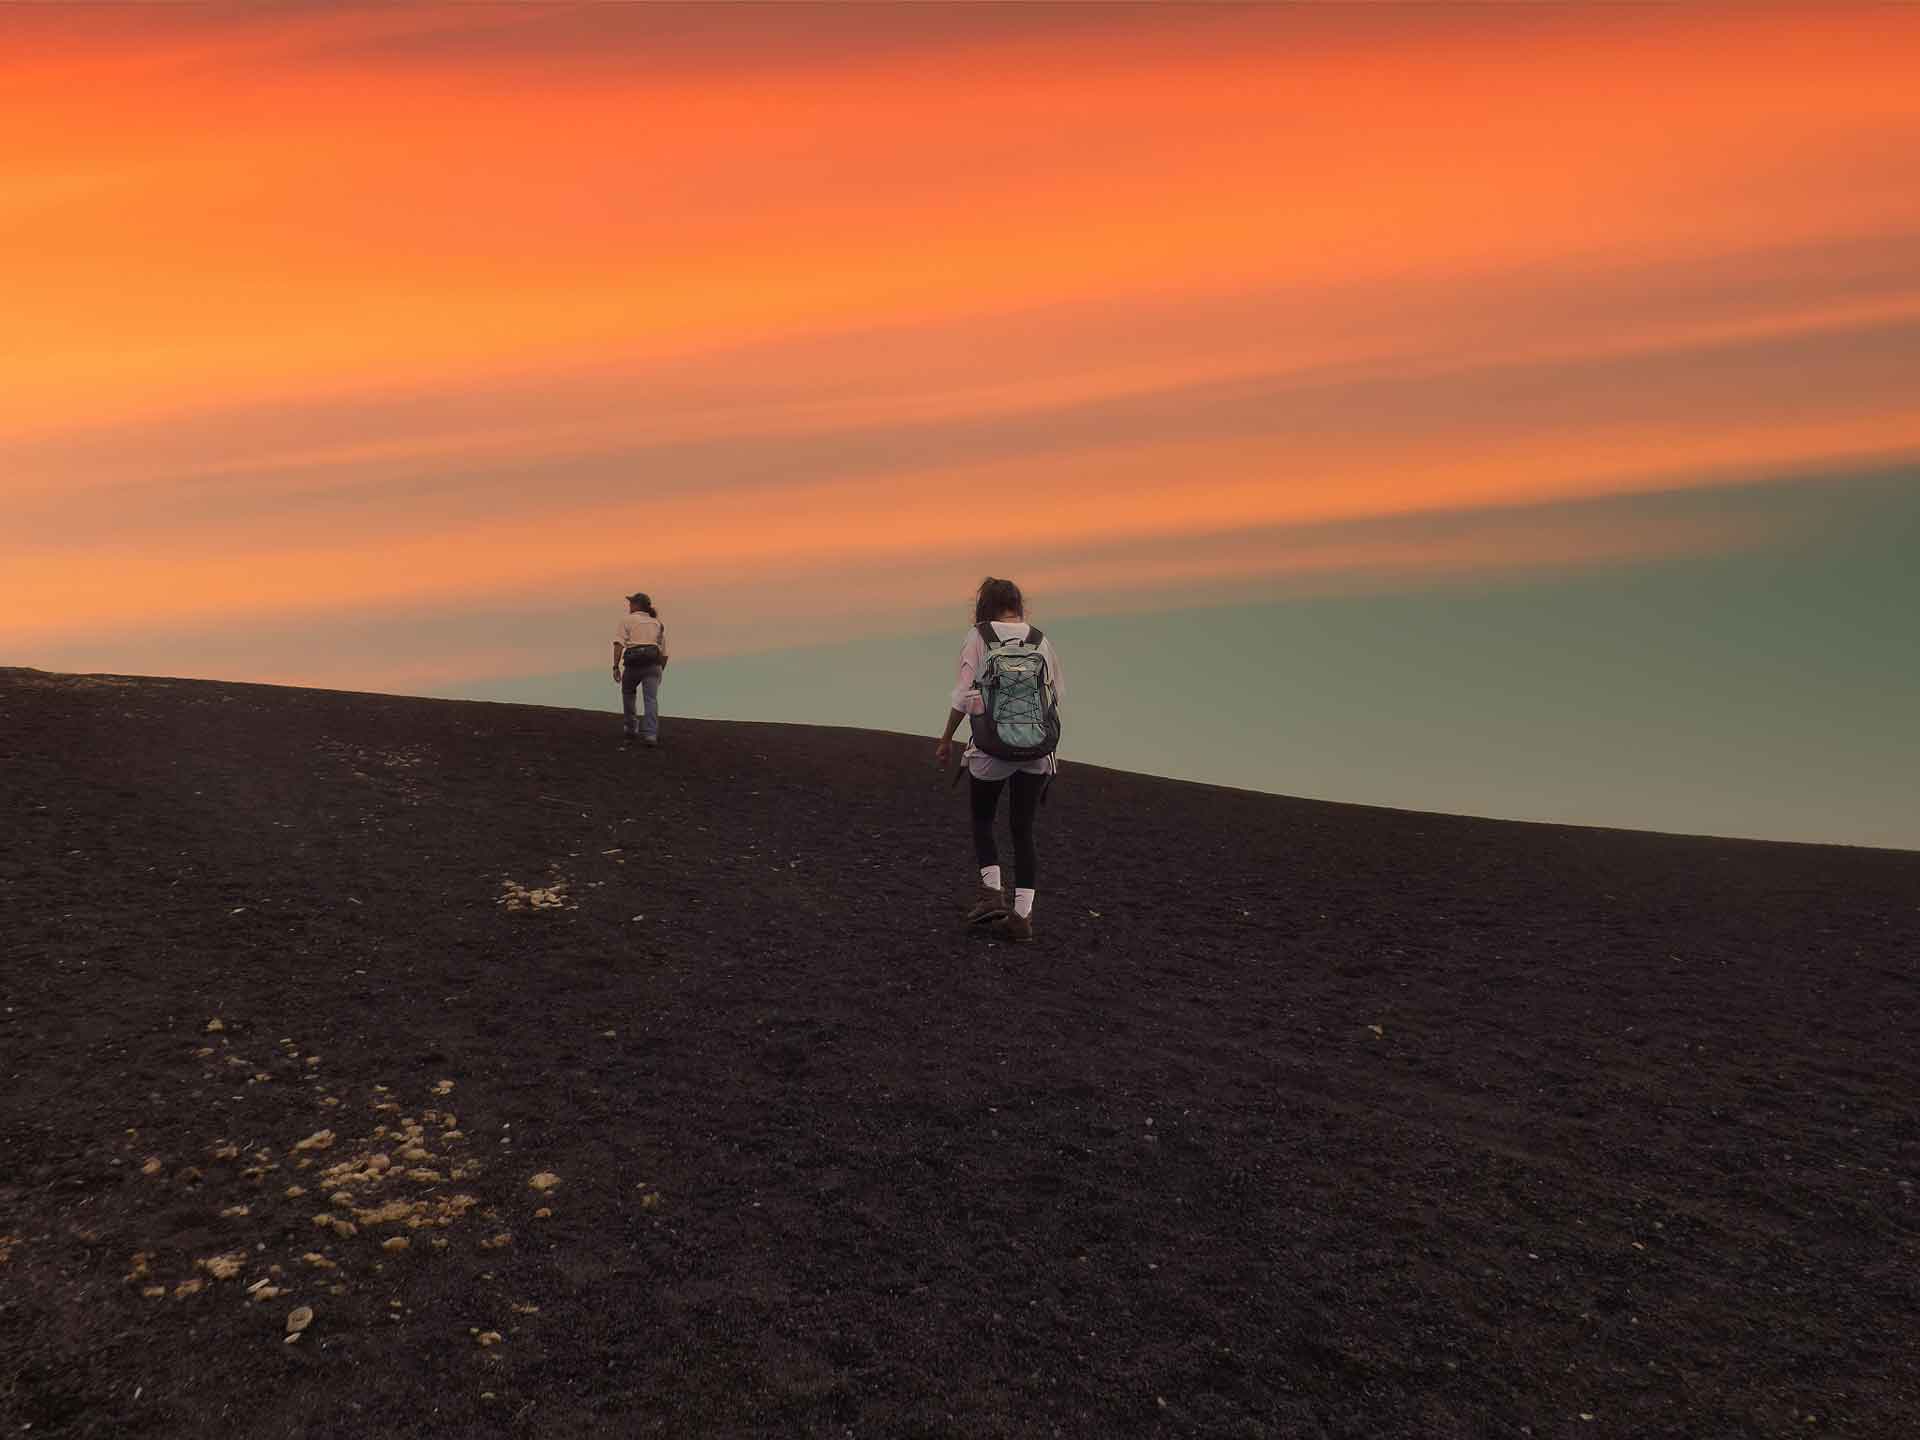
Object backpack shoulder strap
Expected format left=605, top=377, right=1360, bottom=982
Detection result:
left=975, top=621, right=999, bottom=648
left=1022, top=626, right=1044, bottom=649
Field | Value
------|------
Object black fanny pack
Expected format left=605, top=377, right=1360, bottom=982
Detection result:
left=623, top=643, right=663, bottom=668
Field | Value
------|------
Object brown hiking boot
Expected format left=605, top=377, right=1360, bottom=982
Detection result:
left=996, top=909, right=1033, bottom=943
left=965, top=885, right=1008, bottom=926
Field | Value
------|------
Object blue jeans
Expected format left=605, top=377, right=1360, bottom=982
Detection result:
left=621, top=666, right=663, bottom=738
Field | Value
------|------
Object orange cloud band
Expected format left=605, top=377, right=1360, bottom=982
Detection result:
left=4, top=2, right=1918, bottom=675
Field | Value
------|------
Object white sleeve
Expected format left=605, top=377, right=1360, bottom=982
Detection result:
left=950, top=630, right=984, bottom=713
left=1043, top=637, right=1063, bottom=705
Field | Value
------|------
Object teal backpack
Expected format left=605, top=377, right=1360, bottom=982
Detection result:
left=968, top=623, right=1062, bottom=763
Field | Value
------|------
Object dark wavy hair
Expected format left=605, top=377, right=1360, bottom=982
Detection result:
left=627, top=592, right=657, bottom=618
left=973, top=576, right=1024, bottom=625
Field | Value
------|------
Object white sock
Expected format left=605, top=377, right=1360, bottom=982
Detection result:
left=1013, top=888, right=1034, bottom=918
left=980, top=865, right=1002, bottom=891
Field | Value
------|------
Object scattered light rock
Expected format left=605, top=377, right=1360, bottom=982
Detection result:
left=433, top=1080, right=455, bottom=1096
left=413, top=1194, right=480, bottom=1229
left=382, top=1236, right=409, bottom=1254
left=534, top=1207, right=552, bottom=1219
left=476, top=1331, right=504, bottom=1348
left=528, top=1172, right=560, bottom=1192
left=286, top=1305, right=314, bottom=1340
left=512, top=1302, right=539, bottom=1315
left=286, top=1185, right=307, bottom=1198
left=125, top=1252, right=151, bottom=1282
left=173, top=1278, right=205, bottom=1299
left=405, top=1168, right=442, bottom=1183
left=330, top=1190, right=356, bottom=1207
left=481, top=1233, right=512, bottom=1250
left=141, top=1157, right=164, bottom=1177
left=198, top=1252, right=247, bottom=1280
left=1368, top=1024, right=1385, bottom=1037
left=301, top=1253, right=336, bottom=1269
left=293, top=1129, right=337, bottom=1152
left=499, top=877, right=571, bottom=912
left=206, top=1018, right=224, bottom=1033
left=251, top=1285, right=285, bottom=1302
left=141, top=1285, right=166, bottom=1299
left=355, top=1199, right=417, bottom=1226
left=220, top=1205, right=250, bottom=1219
left=210, top=1142, right=240, bottom=1160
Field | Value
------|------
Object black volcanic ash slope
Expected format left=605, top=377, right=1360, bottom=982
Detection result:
left=2, top=667, right=1916, bottom=1439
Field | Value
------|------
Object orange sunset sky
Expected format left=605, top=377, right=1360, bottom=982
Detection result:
left=5, top=1, right=1920, bottom=693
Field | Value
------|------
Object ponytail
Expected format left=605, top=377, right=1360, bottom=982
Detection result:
left=973, top=576, right=1024, bottom=625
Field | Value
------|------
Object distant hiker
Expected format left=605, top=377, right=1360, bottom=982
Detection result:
left=613, top=592, right=669, bottom=747
left=935, top=576, right=1063, bottom=943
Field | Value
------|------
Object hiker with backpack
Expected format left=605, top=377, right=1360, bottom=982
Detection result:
left=612, top=591, right=669, bottom=747
left=935, top=577, right=1063, bottom=943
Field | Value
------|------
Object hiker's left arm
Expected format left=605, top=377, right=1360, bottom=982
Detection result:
left=936, top=707, right=966, bottom=766
left=949, top=630, right=985, bottom=714
left=938, top=631, right=983, bottom=764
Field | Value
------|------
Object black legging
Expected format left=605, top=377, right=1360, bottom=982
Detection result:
left=970, top=770, right=1044, bottom=889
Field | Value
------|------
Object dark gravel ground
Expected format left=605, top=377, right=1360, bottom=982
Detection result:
left=1, top=666, right=1916, bottom=1439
